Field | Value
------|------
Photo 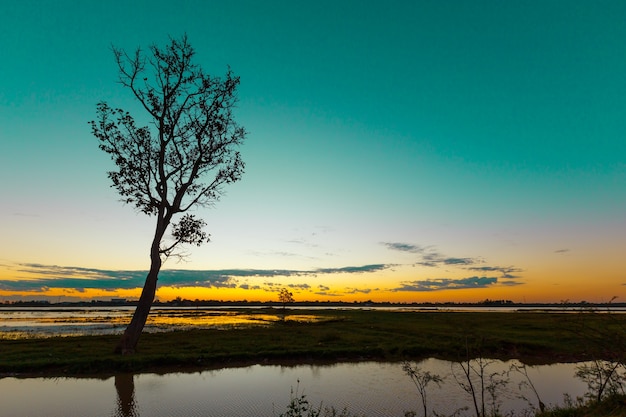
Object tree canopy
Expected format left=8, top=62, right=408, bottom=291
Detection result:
left=91, top=35, right=246, bottom=353
left=91, top=35, right=245, bottom=258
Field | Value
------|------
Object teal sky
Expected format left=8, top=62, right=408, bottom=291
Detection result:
left=1, top=1, right=625, bottom=303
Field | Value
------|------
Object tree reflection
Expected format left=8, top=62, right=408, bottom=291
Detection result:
left=114, top=373, right=138, bottom=417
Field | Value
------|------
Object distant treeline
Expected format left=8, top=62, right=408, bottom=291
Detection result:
left=3, top=298, right=625, bottom=309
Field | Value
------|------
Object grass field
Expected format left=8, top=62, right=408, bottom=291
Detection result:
left=1, top=309, right=624, bottom=376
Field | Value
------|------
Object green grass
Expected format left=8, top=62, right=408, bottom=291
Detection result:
left=1, top=309, right=623, bottom=376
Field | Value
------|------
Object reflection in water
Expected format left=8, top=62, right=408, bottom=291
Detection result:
left=0, top=360, right=590, bottom=417
left=114, top=374, right=138, bottom=417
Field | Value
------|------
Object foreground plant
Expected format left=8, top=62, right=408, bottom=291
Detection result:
left=454, top=358, right=507, bottom=416
left=536, top=393, right=626, bottom=417
left=275, top=381, right=359, bottom=417
left=510, top=363, right=546, bottom=413
left=575, top=360, right=626, bottom=405
left=403, top=361, right=444, bottom=417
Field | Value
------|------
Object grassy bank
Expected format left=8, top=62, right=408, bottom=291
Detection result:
left=1, top=309, right=623, bottom=376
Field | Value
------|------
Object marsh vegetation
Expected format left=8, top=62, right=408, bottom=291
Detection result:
left=3, top=309, right=626, bottom=416
left=1, top=309, right=624, bottom=375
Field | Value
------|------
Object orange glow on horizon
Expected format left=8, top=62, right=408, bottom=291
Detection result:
left=1, top=279, right=621, bottom=305
left=0, top=259, right=622, bottom=305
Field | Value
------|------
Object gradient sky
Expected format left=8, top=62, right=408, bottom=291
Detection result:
left=1, top=0, right=625, bottom=303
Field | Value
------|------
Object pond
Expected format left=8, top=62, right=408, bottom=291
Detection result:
left=1, top=359, right=589, bottom=417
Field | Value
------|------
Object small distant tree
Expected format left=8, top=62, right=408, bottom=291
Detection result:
left=279, top=288, right=295, bottom=310
left=90, top=35, right=246, bottom=354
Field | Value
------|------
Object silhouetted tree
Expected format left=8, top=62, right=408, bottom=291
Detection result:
left=91, top=35, right=246, bottom=354
left=278, top=288, right=294, bottom=310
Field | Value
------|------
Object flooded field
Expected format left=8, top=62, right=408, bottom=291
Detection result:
left=4, top=304, right=621, bottom=340
left=0, top=306, right=323, bottom=339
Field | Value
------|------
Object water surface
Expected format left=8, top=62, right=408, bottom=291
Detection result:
left=0, top=306, right=324, bottom=339
left=1, top=360, right=588, bottom=417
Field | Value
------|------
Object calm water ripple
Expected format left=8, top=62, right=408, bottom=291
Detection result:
left=1, top=360, right=589, bottom=417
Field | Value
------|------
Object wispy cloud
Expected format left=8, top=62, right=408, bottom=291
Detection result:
left=316, top=264, right=388, bottom=274
left=442, top=257, right=475, bottom=265
left=344, top=287, right=374, bottom=295
left=499, top=280, right=524, bottom=287
left=310, top=284, right=374, bottom=298
left=392, top=276, right=498, bottom=292
left=382, top=242, right=482, bottom=267
left=555, top=249, right=570, bottom=254
left=418, top=252, right=482, bottom=268
left=467, top=266, right=523, bottom=279
left=381, top=242, right=425, bottom=253
left=313, top=290, right=343, bottom=297
left=287, top=283, right=311, bottom=291
left=0, top=262, right=392, bottom=292
left=382, top=242, right=524, bottom=284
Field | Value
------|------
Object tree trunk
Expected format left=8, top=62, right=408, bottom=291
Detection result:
left=114, top=264, right=160, bottom=354
left=115, top=219, right=165, bottom=354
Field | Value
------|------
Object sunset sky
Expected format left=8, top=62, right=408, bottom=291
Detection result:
left=1, top=1, right=625, bottom=304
